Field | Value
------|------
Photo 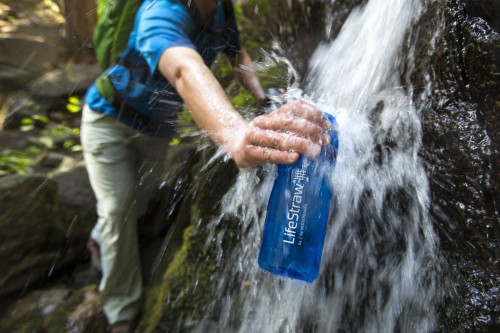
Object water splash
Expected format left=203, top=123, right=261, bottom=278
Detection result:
left=196, top=0, right=444, bottom=332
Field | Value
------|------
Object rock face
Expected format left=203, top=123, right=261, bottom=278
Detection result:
left=0, top=36, right=60, bottom=90
left=0, top=174, right=59, bottom=295
left=0, top=168, right=96, bottom=297
left=29, top=64, right=101, bottom=99
left=415, top=1, right=499, bottom=330
left=422, top=0, right=499, bottom=262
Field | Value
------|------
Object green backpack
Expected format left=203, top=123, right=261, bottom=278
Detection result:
left=93, top=0, right=143, bottom=70
left=93, top=0, right=235, bottom=71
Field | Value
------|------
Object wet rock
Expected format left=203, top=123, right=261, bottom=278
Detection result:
left=438, top=253, right=500, bottom=333
left=466, top=0, right=500, bottom=31
left=2, top=91, right=52, bottom=130
left=0, top=174, right=59, bottom=296
left=29, top=64, right=101, bottom=99
left=138, top=147, right=240, bottom=332
left=0, top=165, right=96, bottom=296
left=0, top=285, right=107, bottom=333
left=411, top=0, right=499, bottom=331
left=66, top=285, right=106, bottom=333
left=420, top=0, right=499, bottom=268
left=51, top=164, right=97, bottom=263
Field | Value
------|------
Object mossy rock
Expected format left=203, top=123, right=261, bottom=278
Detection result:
left=138, top=152, right=240, bottom=333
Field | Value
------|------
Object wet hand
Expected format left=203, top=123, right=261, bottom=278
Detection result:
left=229, top=100, right=331, bottom=168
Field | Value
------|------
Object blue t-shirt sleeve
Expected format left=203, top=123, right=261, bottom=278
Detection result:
left=136, top=1, right=196, bottom=73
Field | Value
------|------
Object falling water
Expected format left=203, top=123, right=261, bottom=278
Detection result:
left=196, top=0, right=444, bottom=332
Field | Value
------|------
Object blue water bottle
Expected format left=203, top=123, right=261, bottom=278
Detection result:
left=258, top=113, right=339, bottom=283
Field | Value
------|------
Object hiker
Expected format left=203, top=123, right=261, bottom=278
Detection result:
left=81, top=0, right=331, bottom=331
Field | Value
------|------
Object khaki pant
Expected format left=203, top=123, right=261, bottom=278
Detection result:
left=81, top=105, right=169, bottom=324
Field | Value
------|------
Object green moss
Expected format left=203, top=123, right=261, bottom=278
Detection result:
left=140, top=225, right=195, bottom=333
left=138, top=150, right=241, bottom=332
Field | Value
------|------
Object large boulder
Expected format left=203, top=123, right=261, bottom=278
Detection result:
left=0, top=164, right=97, bottom=296
left=412, top=0, right=499, bottom=331
left=0, top=174, right=59, bottom=295
left=0, top=36, right=60, bottom=90
left=29, top=64, right=101, bottom=99
left=51, top=164, right=97, bottom=263
left=420, top=0, right=499, bottom=269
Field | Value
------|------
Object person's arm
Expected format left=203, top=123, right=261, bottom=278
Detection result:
left=226, top=49, right=267, bottom=104
left=158, top=46, right=331, bottom=168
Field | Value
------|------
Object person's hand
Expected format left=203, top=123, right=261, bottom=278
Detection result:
left=227, top=100, right=332, bottom=168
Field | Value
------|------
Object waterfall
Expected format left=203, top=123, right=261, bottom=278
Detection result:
left=198, top=0, right=444, bottom=332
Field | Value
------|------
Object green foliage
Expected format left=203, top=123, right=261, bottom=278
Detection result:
left=140, top=225, right=195, bottom=333
left=257, top=59, right=290, bottom=90
left=20, top=114, right=49, bottom=132
left=169, top=106, right=195, bottom=146
left=4, top=98, right=83, bottom=174
left=38, top=136, right=55, bottom=150
left=96, top=0, right=107, bottom=19
left=230, top=88, right=255, bottom=109
left=66, top=96, right=81, bottom=113
left=0, top=146, right=41, bottom=175
left=40, top=124, right=82, bottom=152
left=18, top=95, right=83, bottom=154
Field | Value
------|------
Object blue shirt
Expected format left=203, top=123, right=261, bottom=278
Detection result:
left=85, top=0, right=241, bottom=136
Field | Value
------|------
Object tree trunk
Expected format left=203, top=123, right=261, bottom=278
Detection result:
left=64, top=0, right=97, bottom=63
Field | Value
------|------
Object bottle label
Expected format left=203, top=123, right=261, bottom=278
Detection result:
left=283, top=165, right=309, bottom=246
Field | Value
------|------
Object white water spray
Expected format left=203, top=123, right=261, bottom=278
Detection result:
left=200, top=0, right=443, bottom=332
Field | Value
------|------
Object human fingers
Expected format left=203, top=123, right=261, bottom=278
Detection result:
left=253, top=114, right=331, bottom=147
left=253, top=103, right=331, bottom=146
left=245, top=125, right=322, bottom=157
left=235, top=144, right=300, bottom=168
left=277, top=100, right=331, bottom=131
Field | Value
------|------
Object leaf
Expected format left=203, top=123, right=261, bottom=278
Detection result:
left=21, top=118, right=35, bottom=125
left=0, top=149, right=39, bottom=175
left=51, top=124, right=74, bottom=136
left=20, top=125, right=35, bottom=132
left=68, top=96, right=80, bottom=105
left=70, top=145, right=83, bottom=152
left=66, top=103, right=81, bottom=113
left=63, top=140, right=75, bottom=149
left=39, top=136, right=55, bottom=149
left=32, top=115, right=49, bottom=123
left=169, top=138, right=181, bottom=146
